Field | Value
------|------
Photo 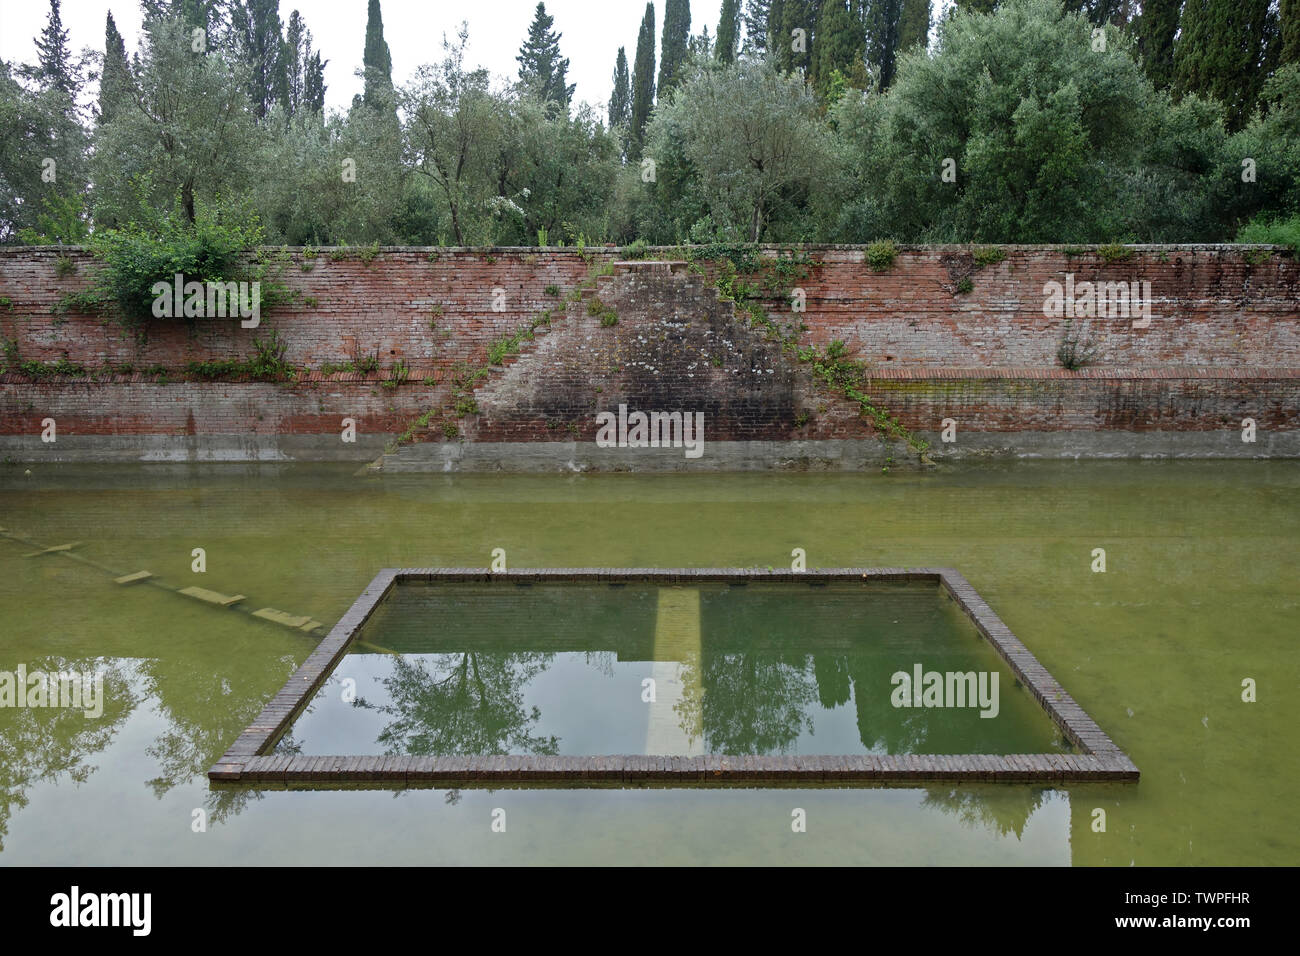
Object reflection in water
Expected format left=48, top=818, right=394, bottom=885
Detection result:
left=0, top=659, right=136, bottom=851
left=850, top=656, right=929, bottom=755
left=699, top=652, right=817, bottom=754
left=354, top=652, right=559, bottom=756
left=922, top=787, right=1052, bottom=840
left=286, top=583, right=1062, bottom=758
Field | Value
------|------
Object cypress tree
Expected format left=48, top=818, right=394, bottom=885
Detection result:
left=717, top=0, right=741, bottom=64
left=1063, top=0, right=1137, bottom=26
left=32, top=0, right=75, bottom=100
left=284, top=10, right=305, bottom=115
left=896, top=0, right=931, bottom=55
left=609, top=47, right=631, bottom=131
left=812, top=0, right=865, bottom=95
left=743, top=0, right=771, bottom=55
left=1175, top=0, right=1280, bottom=129
left=1135, top=0, right=1180, bottom=90
left=860, top=0, right=905, bottom=90
left=304, top=50, right=327, bottom=114
left=517, top=3, right=575, bottom=110
left=659, top=0, right=691, bottom=97
left=689, top=25, right=714, bottom=57
left=772, top=0, right=815, bottom=74
left=629, top=2, right=656, bottom=160
left=953, top=0, right=999, bottom=13
left=242, top=0, right=284, bottom=120
left=99, top=11, right=132, bottom=126
left=362, top=0, right=394, bottom=111
left=1281, top=0, right=1299, bottom=66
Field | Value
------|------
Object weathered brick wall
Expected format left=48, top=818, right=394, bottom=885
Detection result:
left=0, top=244, right=1296, bottom=458
left=868, top=370, right=1300, bottom=432
left=0, top=378, right=419, bottom=437
left=0, top=246, right=600, bottom=369
left=3, top=245, right=1296, bottom=370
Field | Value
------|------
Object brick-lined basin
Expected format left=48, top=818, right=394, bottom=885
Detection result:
left=208, top=568, right=1138, bottom=787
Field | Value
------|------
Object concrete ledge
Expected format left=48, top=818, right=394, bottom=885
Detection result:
left=0, top=433, right=390, bottom=462
left=4, top=428, right=1295, bottom=466
left=377, top=431, right=1300, bottom=472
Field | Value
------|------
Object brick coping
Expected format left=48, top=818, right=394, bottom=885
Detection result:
left=208, top=568, right=1139, bottom=788
left=8, top=242, right=1290, bottom=255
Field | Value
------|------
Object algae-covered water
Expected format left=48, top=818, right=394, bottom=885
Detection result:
left=0, top=460, right=1295, bottom=865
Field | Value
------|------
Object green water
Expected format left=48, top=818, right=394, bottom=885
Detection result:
left=0, top=460, right=1295, bottom=865
left=283, top=581, right=1064, bottom=756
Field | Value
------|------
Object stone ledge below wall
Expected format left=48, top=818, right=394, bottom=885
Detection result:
left=2, top=430, right=1294, bottom=468
left=376, top=432, right=1300, bottom=472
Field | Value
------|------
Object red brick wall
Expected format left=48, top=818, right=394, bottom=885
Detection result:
left=1, top=245, right=1296, bottom=450
left=3, top=245, right=1295, bottom=370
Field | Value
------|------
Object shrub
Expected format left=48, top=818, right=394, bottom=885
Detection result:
left=1096, top=243, right=1134, bottom=263
left=1236, top=214, right=1300, bottom=256
left=85, top=213, right=263, bottom=324
left=865, top=239, right=899, bottom=271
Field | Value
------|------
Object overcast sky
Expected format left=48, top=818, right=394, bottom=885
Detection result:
left=0, top=0, right=945, bottom=115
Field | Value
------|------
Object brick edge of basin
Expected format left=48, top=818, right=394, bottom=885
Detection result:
left=207, top=568, right=1139, bottom=787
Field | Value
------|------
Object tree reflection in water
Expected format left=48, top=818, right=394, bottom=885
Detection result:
left=0, top=659, right=135, bottom=851
left=354, top=652, right=559, bottom=756
left=699, top=651, right=817, bottom=754
left=921, top=787, right=1050, bottom=839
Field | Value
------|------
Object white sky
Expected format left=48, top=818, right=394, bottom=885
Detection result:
left=0, top=0, right=945, bottom=115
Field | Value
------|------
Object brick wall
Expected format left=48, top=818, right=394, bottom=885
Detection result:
left=0, top=244, right=1296, bottom=460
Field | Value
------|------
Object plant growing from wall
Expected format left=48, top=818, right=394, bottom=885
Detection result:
left=801, top=340, right=931, bottom=460
left=381, top=360, right=410, bottom=389
left=586, top=297, right=618, bottom=326
left=54, top=209, right=297, bottom=336
left=866, top=239, right=899, bottom=271
left=1096, top=243, right=1134, bottom=263
left=182, top=331, right=297, bottom=382
left=1056, top=319, right=1099, bottom=370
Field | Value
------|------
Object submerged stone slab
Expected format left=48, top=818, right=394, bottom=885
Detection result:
left=180, top=586, right=245, bottom=607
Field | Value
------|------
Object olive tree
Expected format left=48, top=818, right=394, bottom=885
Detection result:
left=830, top=0, right=1158, bottom=242
left=645, top=58, right=833, bottom=242
left=91, top=16, right=259, bottom=227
